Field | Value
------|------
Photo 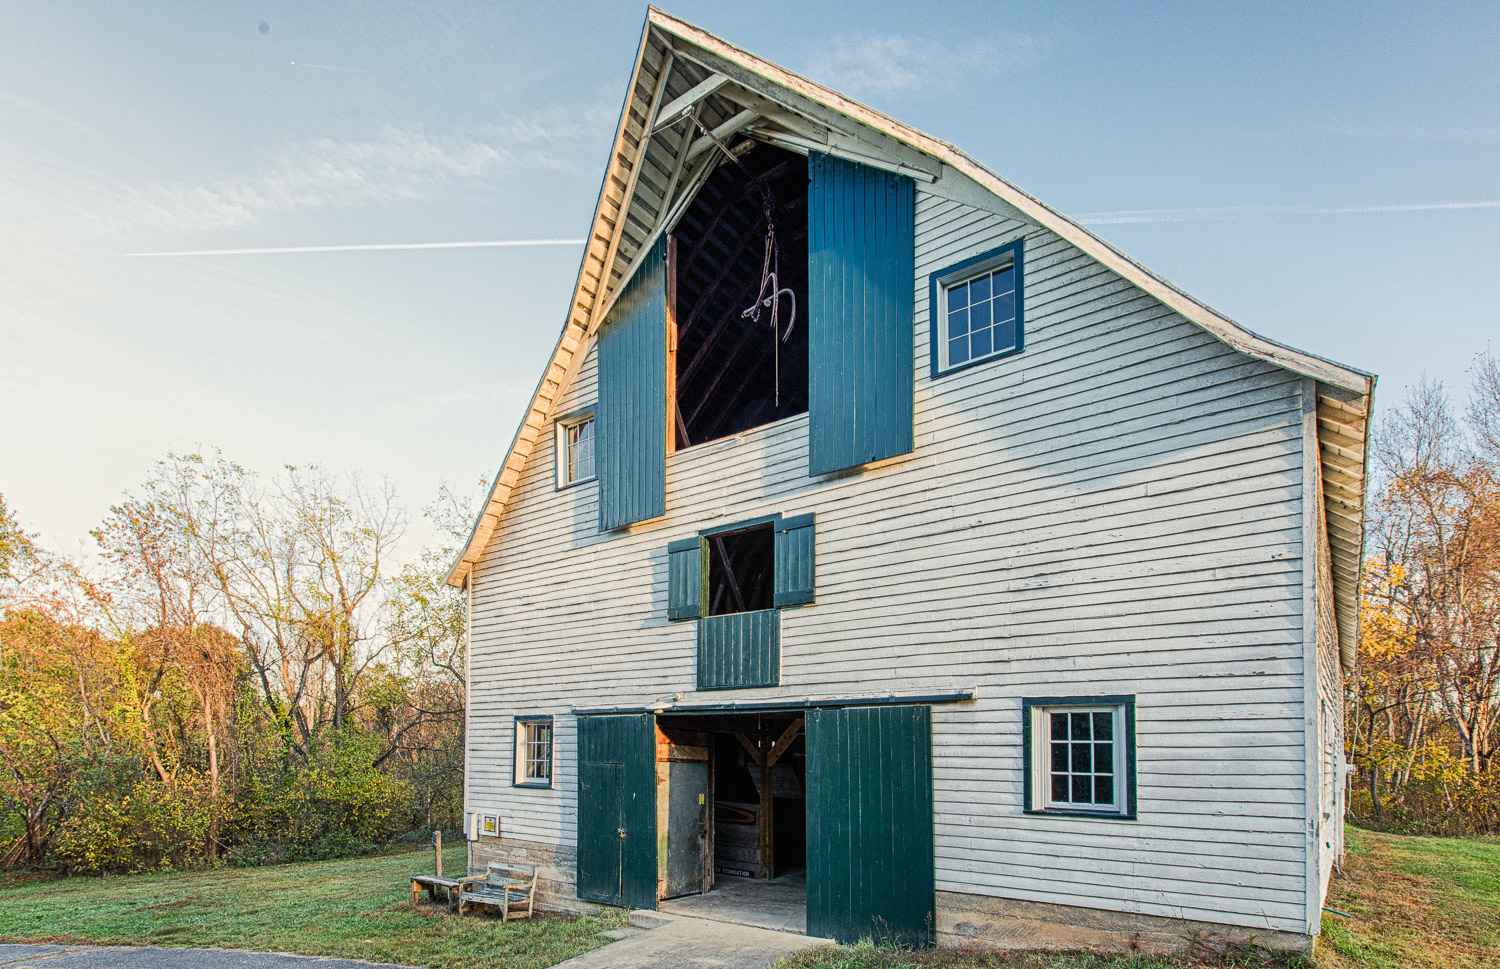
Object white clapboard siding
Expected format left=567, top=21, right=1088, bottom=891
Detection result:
left=466, top=187, right=1315, bottom=933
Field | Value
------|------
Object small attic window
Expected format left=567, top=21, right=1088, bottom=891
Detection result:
left=930, top=240, right=1024, bottom=377
left=671, top=143, right=808, bottom=449
left=706, top=522, right=774, bottom=616
left=556, top=410, right=595, bottom=488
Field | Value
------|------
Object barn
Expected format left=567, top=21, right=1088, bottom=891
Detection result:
left=446, top=7, right=1373, bottom=951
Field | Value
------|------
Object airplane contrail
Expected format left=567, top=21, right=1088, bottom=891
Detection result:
left=1076, top=200, right=1500, bottom=225
left=127, top=239, right=587, bottom=257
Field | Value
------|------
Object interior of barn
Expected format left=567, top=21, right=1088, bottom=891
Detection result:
left=668, top=142, right=809, bottom=453
left=653, top=713, right=807, bottom=932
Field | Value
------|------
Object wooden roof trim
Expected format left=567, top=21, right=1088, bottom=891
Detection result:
left=449, top=9, right=1377, bottom=608
left=646, top=7, right=1372, bottom=397
left=1316, top=382, right=1375, bottom=668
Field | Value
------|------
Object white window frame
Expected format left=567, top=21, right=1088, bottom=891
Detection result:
left=932, top=243, right=1022, bottom=376
left=1028, top=701, right=1129, bottom=816
left=514, top=716, right=553, bottom=788
left=555, top=410, right=596, bottom=489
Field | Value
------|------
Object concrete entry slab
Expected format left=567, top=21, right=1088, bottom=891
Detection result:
left=548, top=914, right=821, bottom=969
left=658, top=872, right=807, bottom=934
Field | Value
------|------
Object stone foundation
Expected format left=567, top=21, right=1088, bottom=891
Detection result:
left=467, top=836, right=602, bottom=915
left=465, top=838, right=1310, bottom=954
left=936, top=890, right=1311, bottom=954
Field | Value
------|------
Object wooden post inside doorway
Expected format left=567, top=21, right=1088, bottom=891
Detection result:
left=736, top=716, right=803, bottom=879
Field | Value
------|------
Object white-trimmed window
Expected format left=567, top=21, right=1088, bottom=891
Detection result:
left=514, top=716, right=553, bottom=787
left=1024, top=697, right=1134, bottom=818
left=929, top=239, right=1023, bottom=377
left=556, top=411, right=595, bottom=487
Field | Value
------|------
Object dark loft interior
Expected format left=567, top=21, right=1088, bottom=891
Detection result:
left=707, top=523, right=774, bottom=616
left=672, top=142, right=809, bottom=450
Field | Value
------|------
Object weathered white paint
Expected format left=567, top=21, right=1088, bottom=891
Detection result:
left=464, top=187, right=1338, bottom=937
left=447, top=16, right=1372, bottom=688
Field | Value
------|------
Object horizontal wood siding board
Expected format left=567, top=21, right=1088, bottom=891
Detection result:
left=466, top=186, right=1313, bottom=934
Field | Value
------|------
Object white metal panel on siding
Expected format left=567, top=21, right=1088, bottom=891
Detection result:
left=466, top=189, right=1311, bottom=933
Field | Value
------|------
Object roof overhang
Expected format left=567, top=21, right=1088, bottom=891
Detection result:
left=447, top=6, right=1374, bottom=666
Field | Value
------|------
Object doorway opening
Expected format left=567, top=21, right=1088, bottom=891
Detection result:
left=669, top=142, right=809, bottom=451
left=654, top=712, right=806, bottom=933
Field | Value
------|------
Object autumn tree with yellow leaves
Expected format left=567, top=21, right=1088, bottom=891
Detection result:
left=1350, top=350, right=1500, bottom=832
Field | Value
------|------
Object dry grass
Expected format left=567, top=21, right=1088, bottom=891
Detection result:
left=1319, top=826, right=1500, bottom=968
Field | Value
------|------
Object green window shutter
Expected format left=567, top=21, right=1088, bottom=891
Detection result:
left=773, top=513, right=816, bottom=607
left=666, top=537, right=707, bottom=621
left=697, top=610, right=780, bottom=690
left=597, top=236, right=668, bottom=530
left=807, top=152, right=916, bottom=476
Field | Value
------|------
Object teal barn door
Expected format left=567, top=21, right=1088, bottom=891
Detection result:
left=576, top=714, right=658, bottom=909
left=805, top=705, right=935, bottom=944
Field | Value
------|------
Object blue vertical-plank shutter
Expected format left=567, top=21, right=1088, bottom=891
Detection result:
left=597, top=237, right=668, bottom=530
left=807, top=152, right=916, bottom=476
left=773, top=513, right=816, bottom=606
left=666, top=537, right=707, bottom=621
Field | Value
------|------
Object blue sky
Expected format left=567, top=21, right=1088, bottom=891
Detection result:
left=3, top=1, right=1497, bottom=553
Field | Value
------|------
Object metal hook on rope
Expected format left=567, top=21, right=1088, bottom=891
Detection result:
left=741, top=191, right=797, bottom=405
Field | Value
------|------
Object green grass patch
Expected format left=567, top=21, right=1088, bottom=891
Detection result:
left=1321, top=826, right=1499, bottom=969
left=0, top=846, right=623, bottom=969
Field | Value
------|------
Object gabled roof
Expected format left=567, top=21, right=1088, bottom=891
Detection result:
left=448, top=7, right=1373, bottom=666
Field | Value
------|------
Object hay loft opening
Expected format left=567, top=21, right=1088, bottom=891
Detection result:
left=671, top=142, right=809, bottom=450
left=707, top=522, right=774, bottom=616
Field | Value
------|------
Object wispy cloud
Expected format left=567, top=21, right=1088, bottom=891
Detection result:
left=116, top=114, right=604, bottom=238
left=1076, top=200, right=1500, bottom=225
left=809, top=32, right=1044, bottom=96
left=127, top=239, right=586, bottom=257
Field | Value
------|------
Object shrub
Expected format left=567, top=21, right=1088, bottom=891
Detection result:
left=54, top=770, right=217, bottom=874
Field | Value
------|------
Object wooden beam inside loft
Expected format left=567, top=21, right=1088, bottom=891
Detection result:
left=765, top=717, right=803, bottom=768
left=710, top=536, right=747, bottom=614
left=687, top=109, right=760, bottom=161
left=735, top=732, right=763, bottom=767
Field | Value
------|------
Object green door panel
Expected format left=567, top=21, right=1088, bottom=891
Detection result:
left=576, top=714, right=658, bottom=909
left=805, top=704, right=935, bottom=945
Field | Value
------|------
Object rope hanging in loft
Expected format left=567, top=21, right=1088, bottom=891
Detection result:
left=740, top=189, right=797, bottom=406
left=690, top=115, right=797, bottom=406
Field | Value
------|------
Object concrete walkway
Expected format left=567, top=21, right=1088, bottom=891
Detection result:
left=549, top=913, right=823, bottom=969
left=0, top=944, right=414, bottom=968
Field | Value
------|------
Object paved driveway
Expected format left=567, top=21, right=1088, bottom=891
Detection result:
left=0, top=944, right=415, bottom=968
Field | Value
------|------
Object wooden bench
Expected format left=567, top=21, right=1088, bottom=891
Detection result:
left=411, top=873, right=485, bottom=912
left=458, top=862, right=537, bottom=921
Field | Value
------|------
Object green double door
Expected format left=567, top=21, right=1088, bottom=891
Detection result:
left=576, top=705, right=934, bottom=944
left=806, top=705, right=935, bottom=945
left=576, top=714, right=658, bottom=909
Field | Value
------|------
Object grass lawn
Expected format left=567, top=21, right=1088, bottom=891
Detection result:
left=774, top=827, right=1500, bottom=969
left=1320, top=826, right=1500, bottom=969
left=0, top=846, right=624, bottom=969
